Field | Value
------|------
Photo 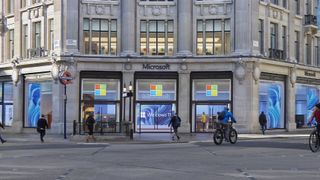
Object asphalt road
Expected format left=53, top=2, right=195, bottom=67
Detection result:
left=0, top=137, right=319, bottom=180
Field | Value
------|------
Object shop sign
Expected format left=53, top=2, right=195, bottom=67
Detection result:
left=150, top=84, right=163, bottom=96
left=142, top=64, right=170, bottom=70
left=95, top=84, right=107, bottom=96
left=304, top=71, right=316, bottom=77
left=59, top=71, right=73, bottom=85
left=206, top=84, right=218, bottom=97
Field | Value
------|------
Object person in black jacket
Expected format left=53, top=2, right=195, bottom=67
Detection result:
left=168, top=113, right=181, bottom=141
left=0, top=122, right=6, bottom=144
left=37, top=114, right=48, bottom=143
left=259, top=112, right=267, bottom=135
left=86, top=113, right=96, bottom=142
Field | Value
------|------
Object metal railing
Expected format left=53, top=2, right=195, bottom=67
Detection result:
left=305, top=15, right=317, bottom=26
left=73, top=120, right=121, bottom=135
left=268, top=48, right=284, bottom=60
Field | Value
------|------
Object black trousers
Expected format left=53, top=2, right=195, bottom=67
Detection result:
left=39, top=130, right=46, bottom=142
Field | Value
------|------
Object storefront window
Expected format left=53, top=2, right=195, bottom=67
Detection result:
left=259, top=81, right=285, bottom=129
left=24, top=77, right=52, bottom=128
left=81, top=79, right=121, bottom=133
left=0, top=82, right=13, bottom=126
left=295, top=84, right=320, bottom=128
left=135, top=79, right=177, bottom=132
left=193, top=79, right=231, bottom=101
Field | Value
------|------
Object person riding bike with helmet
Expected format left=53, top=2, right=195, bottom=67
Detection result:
left=219, top=107, right=237, bottom=141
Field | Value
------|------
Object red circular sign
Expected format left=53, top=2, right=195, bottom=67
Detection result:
left=59, top=71, right=73, bottom=85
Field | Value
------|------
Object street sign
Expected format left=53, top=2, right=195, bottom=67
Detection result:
left=59, top=71, right=73, bottom=85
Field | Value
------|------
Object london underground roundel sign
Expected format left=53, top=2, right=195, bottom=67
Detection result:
left=59, top=71, right=73, bottom=85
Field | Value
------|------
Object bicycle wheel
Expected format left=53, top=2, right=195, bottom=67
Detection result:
left=309, top=130, right=320, bottom=153
left=229, top=129, right=238, bottom=144
left=213, top=129, right=223, bottom=145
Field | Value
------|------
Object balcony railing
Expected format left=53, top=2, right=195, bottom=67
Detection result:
left=27, top=48, right=48, bottom=58
left=305, top=15, right=317, bottom=26
left=269, top=48, right=285, bottom=60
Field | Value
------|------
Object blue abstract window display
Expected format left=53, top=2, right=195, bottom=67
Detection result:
left=295, top=84, right=319, bottom=127
left=259, top=81, right=285, bottom=129
left=27, top=83, right=41, bottom=127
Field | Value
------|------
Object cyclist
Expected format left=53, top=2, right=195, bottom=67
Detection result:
left=307, top=103, right=320, bottom=135
left=219, top=107, right=237, bottom=141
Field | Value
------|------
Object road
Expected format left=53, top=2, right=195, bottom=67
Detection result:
left=0, top=137, right=319, bottom=180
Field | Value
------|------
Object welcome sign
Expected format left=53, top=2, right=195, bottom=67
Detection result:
left=95, top=84, right=107, bottom=96
left=150, top=84, right=163, bottom=96
left=206, top=84, right=218, bottom=96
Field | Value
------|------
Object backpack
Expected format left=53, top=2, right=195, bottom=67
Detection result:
left=218, top=111, right=225, bottom=121
left=176, top=117, right=181, bottom=127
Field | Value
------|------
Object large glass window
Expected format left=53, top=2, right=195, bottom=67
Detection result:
left=24, top=76, right=52, bottom=128
left=82, top=18, right=117, bottom=55
left=7, top=0, right=14, bottom=14
left=295, top=84, right=320, bottom=128
left=140, top=20, right=174, bottom=56
left=81, top=79, right=121, bottom=133
left=0, top=82, right=13, bottom=126
left=306, top=35, right=312, bottom=65
left=282, top=26, right=287, bottom=59
left=193, top=79, right=231, bottom=101
left=136, top=79, right=177, bottom=101
left=48, top=19, right=54, bottom=51
left=295, top=31, right=300, bottom=62
left=259, top=80, right=285, bottom=129
left=258, top=19, right=264, bottom=54
left=196, top=19, right=231, bottom=55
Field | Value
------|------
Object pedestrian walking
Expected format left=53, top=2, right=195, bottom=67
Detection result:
left=37, top=114, right=48, bottom=143
left=201, top=112, right=207, bottom=132
left=168, top=113, right=181, bottom=141
left=86, top=113, right=96, bottom=142
left=259, top=112, right=267, bottom=135
left=0, top=122, right=7, bottom=144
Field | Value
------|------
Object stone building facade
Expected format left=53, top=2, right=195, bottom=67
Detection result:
left=0, top=0, right=319, bottom=135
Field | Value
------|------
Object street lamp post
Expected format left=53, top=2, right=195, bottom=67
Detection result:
left=123, top=81, right=134, bottom=140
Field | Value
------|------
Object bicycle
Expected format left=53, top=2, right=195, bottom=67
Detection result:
left=309, top=125, right=320, bottom=153
left=213, top=120, right=238, bottom=145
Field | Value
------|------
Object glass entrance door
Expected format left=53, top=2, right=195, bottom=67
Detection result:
left=136, top=103, right=175, bottom=132
left=194, top=104, right=227, bottom=132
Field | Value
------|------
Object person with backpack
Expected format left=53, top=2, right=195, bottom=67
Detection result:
left=218, top=107, right=236, bottom=141
left=168, top=113, right=181, bottom=141
left=307, top=103, right=320, bottom=135
left=259, top=111, right=267, bottom=135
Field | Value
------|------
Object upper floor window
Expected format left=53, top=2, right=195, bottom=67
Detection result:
left=305, top=35, right=312, bottom=65
left=294, top=31, right=300, bottom=62
left=295, top=0, right=300, bottom=15
left=140, top=0, right=174, bottom=1
left=22, top=25, right=28, bottom=58
left=270, top=0, right=279, bottom=5
left=282, top=26, right=286, bottom=58
left=21, top=0, right=26, bottom=8
left=7, top=0, right=14, bottom=14
left=8, top=30, right=14, bottom=59
left=270, top=23, right=278, bottom=49
left=82, top=18, right=117, bottom=55
left=33, top=22, right=41, bottom=49
left=258, top=19, right=264, bottom=54
left=140, top=20, right=174, bottom=56
left=196, top=19, right=231, bottom=55
left=48, top=19, right=54, bottom=51
left=315, top=37, right=319, bottom=66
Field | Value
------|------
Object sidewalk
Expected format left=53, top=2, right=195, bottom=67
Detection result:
left=0, top=130, right=311, bottom=144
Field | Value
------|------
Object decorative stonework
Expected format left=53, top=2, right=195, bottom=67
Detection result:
left=234, top=59, right=247, bottom=84
left=82, top=0, right=120, bottom=16
left=290, top=66, right=297, bottom=88
left=194, top=0, right=232, bottom=16
left=29, top=7, right=44, bottom=19
left=252, top=61, right=261, bottom=84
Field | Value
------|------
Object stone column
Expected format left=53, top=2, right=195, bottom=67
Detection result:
left=233, top=0, right=252, bottom=55
left=120, top=0, right=136, bottom=57
left=286, top=75, right=296, bottom=131
left=177, top=0, right=192, bottom=57
left=122, top=71, right=134, bottom=133
left=14, top=0, right=21, bottom=58
left=178, top=71, right=190, bottom=133
left=12, top=76, right=23, bottom=133
left=51, top=81, right=64, bottom=134
left=63, top=0, right=80, bottom=54
left=54, top=0, right=63, bottom=54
